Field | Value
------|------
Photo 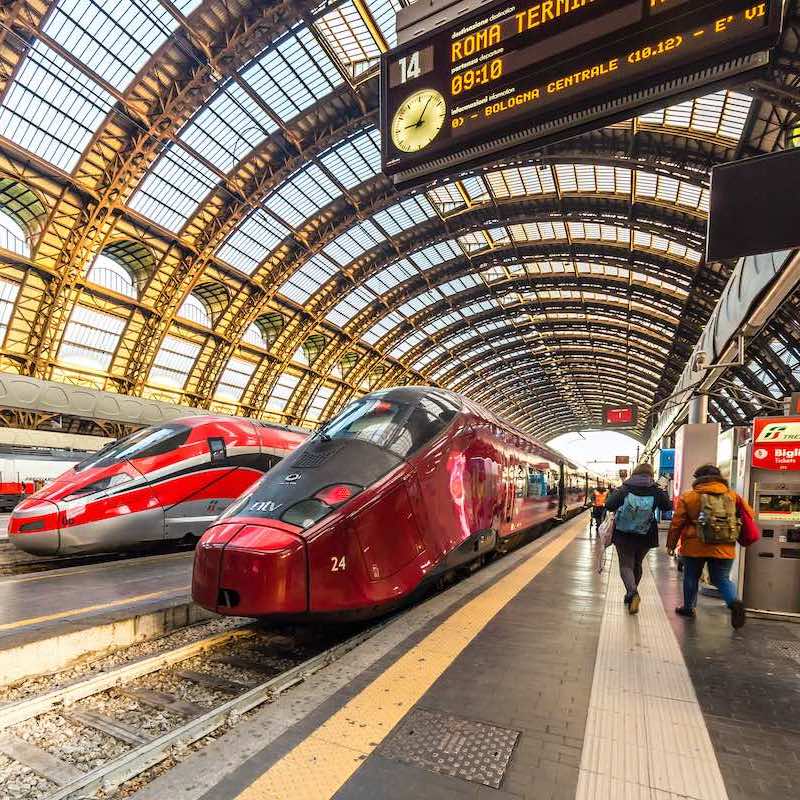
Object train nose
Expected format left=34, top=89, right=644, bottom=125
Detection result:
left=192, top=522, right=307, bottom=617
left=8, top=498, right=61, bottom=555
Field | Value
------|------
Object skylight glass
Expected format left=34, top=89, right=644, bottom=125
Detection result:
left=215, top=356, right=256, bottom=401
left=315, top=1, right=382, bottom=80
left=278, top=254, right=339, bottom=305
left=362, top=310, right=406, bottom=344
left=367, top=259, right=418, bottom=295
left=324, top=220, right=385, bottom=265
left=305, top=384, right=334, bottom=422
left=128, top=146, right=218, bottom=233
left=150, top=335, right=201, bottom=389
left=326, top=285, right=375, bottom=327
left=267, top=372, right=300, bottom=412
left=0, top=40, right=115, bottom=172
left=372, top=196, right=436, bottom=235
left=638, top=90, right=752, bottom=141
left=0, top=209, right=28, bottom=257
left=319, top=128, right=381, bottom=188
left=86, top=254, right=137, bottom=298
left=177, top=293, right=212, bottom=327
left=364, top=0, right=402, bottom=47
left=243, top=323, right=269, bottom=349
left=0, top=278, right=20, bottom=344
left=43, top=0, right=177, bottom=93
left=265, top=163, right=340, bottom=227
left=215, top=207, right=289, bottom=274
left=58, top=305, right=126, bottom=371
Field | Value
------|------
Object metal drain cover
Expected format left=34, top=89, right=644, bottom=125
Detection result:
left=768, top=639, right=800, bottom=663
left=378, top=708, right=520, bottom=788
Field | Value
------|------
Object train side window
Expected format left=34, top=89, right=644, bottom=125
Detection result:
left=208, top=437, right=227, bottom=464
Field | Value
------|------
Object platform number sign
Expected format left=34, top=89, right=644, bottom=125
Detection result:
left=398, top=51, right=420, bottom=83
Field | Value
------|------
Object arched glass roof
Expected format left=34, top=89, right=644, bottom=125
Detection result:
left=0, top=0, right=797, bottom=439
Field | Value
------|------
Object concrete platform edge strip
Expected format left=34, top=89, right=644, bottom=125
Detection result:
left=576, top=549, right=729, bottom=800
left=0, top=600, right=214, bottom=687
left=130, top=514, right=588, bottom=800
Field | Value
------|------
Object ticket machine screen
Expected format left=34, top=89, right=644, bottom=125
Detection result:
left=758, top=492, right=800, bottom=522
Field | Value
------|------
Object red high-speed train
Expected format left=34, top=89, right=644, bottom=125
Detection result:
left=193, top=387, right=604, bottom=621
left=8, top=416, right=307, bottom=556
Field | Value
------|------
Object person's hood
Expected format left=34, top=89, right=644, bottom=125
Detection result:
left=624, top=474, right=654, bottom=489
left=691, top=476, right=729, bottom=494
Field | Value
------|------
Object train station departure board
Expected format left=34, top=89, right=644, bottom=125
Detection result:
left=380, top=0, right=783, bottom=185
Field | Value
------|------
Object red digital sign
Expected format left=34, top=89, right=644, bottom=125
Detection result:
left=603, top=406, right=637, bottom=427
left=752, top=417, right=800, bottom=471
left=615, top=455, right=631, bottom=464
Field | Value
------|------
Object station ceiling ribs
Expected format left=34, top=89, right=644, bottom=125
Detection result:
left=0, top=0, right=798, bottom=441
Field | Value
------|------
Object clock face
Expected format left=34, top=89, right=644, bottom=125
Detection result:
left=390, top=89, right=446, bottom=153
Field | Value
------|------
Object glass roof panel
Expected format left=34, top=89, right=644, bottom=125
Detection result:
left=177, top=293, right=212, bottom=328
left=324, top=219, right=385, bottom=265
left=178, top=82, right=277, bottom=173
left=367, top=258, right=418, bottom=295
left=638, top=90, right=752, bottom=141
left=241, top=24, right=343, bottom=124
left=409, top=240, right=461, bottom=268
left=306, top=384, right=334, bottom=422
left=243, top=323, right=269, bottom=349
left=267, top=372, right=299, bottom=412
left=278, top=253, right=338, bottom=304
left=150, top=335, right=201, bottom=389
left=362, top=310, right=405, bottom=344
left=87, top=253, right=137, bottom=298
left=58, top=304, right=125, bottom=372
left=43, top=0, right=176, bottom=93
left=215, top=356, right=256, bottom=402
left=397, top=288, right=444, bottom=317
left=373, top=195, right=436, bottom=235
left=364, top=0, right=402, bottom=47
left=128, top=146, right=218, bottom=232
left=0, top=209, right=29, bottom=257
left=0, top=40, right=115, bottom=172
left=0, top=278, right=20, bottom=344
left=508, top=221, right=567, bottom=242
left=487, top=165, right=556, bottom=198
left=319, top=128, right=382, bottom=188
left=391, top=329, right=425, bottom=357
left=265, top=162, right=340, bottom=227
left=215, top=207, right=289, bottom=274
left=326, top=284, right=375, bottom=327
left=315, top=1, right=382, bottom=80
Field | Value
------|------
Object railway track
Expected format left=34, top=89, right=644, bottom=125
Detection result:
left=0, top=621, right=378, bottom=799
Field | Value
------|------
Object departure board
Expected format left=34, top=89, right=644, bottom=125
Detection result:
left=380, top=0, right=783, bottom=185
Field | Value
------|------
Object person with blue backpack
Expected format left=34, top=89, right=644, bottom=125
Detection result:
left=604, top=462, right=672, bottom=614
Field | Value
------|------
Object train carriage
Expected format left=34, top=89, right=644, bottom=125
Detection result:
left=192, top=386, right=601, bottom=621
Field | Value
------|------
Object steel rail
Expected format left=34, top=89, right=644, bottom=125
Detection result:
left=46, top=623, right=382, bottom=800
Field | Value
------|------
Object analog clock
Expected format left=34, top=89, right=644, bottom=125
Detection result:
left=390, top=88, right=446, bottom=153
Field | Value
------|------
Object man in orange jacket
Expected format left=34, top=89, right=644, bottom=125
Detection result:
left=589, top=486, right=608, bottom=535
left=667, top=463, right=754, bottom=628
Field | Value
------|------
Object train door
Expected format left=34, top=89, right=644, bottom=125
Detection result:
left=558, top=463, right=567, bottom=518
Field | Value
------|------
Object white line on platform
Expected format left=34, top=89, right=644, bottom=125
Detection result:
left=576, top=551, right=728, bottom=800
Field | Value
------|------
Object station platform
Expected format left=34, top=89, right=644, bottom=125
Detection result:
left=0, top=551, right=195, bottom=683
left=132, top=513, right=800, bottom=800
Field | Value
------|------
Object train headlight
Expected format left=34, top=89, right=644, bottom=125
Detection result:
left=63, top=472, right=132, bottom=501
left=314, top=484, right=361, bottom=507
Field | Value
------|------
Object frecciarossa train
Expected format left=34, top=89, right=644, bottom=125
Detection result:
left=193, top=387, right=600, bottom=621
left=8, top=416, right=307, bottom=555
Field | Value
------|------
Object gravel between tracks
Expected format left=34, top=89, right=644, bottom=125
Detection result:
left=0, top=615, right=245, bottom=702
left=0, top=753, right=55, bottom=799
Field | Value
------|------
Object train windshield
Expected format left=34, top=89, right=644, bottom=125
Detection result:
left=75, top=424, right=191, bottom=471
left=319, top=395, right=456, bottom=458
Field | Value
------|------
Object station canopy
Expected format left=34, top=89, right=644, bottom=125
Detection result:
left=0, top=0, right=798, bottom=441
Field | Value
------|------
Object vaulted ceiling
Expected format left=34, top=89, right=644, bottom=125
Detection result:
left=0, top=0, right=798, bottom=442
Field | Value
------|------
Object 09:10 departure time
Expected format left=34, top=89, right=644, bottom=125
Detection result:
left=451, top=58, right=504, bottom=96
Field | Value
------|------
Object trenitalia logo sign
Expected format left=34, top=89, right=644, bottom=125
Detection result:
left=752, top=418, right=800, bottom=471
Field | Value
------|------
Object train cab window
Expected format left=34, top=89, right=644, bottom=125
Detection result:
left=75, top=424, right=191, bottom=470
left=319, top=398, right=410, bottom=453
left=208, top=437, right=227, bottom=464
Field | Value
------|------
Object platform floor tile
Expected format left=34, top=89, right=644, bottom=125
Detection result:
left=577, top=551, right=728, bottom=800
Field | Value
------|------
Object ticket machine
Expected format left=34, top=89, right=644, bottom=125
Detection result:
left=736, top=417, right=800, bottom=616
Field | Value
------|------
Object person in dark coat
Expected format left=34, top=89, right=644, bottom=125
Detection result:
left=604, top=463, right=672, bottom=614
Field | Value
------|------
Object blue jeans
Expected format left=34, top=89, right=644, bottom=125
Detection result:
left=682, top=556, right=737, bottom=609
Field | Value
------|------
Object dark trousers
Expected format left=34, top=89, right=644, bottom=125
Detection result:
left=614, top=537, right=650, bottom=598
left=590, top=507, right=606, bottom=530
left=681, top=556, right=737, bottom=609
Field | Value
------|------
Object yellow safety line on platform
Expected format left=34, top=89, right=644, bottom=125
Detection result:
left=235, top=523, right=580, bottom=800
left=0, top=586, right=190, bottom=631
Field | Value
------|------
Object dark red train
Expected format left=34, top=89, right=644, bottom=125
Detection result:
left=193, top=387, right=602, bottom=621
left=8, top=416, right=307, bottom=555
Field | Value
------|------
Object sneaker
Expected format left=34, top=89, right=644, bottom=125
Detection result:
left=730, top=600, right=746, bottom=629
left=629, top=593, right=641, bottom=615
left=623, top=595, right=632, bottom=606
left=675, top=607, right=695, bottom=618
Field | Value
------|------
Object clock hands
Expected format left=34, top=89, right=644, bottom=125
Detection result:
left=403, top=95, right=434, bottom=129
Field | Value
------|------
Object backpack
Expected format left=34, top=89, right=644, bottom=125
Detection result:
left=615, top=493, right=655, bottom=535
left=697, top=493, right=740, bottom=544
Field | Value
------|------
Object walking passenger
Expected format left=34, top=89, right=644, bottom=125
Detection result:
left=589, top=487, right=608, bottom=535
left=605, top=463, right=671, bottom=614
left=667, top=464, right=751, bottom=629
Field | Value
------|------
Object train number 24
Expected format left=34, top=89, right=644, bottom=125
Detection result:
left=330, top=556, right=347, bottom=572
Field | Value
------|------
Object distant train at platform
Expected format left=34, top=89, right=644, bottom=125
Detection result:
left=193, top=387, right=606, bottom=621
left=8, top=416, right=307, bottom=555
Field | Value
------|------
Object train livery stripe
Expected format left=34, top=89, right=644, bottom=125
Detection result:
left=234, top=521, right=579, bottom=800
left=0, top=587, right=190, bottom=631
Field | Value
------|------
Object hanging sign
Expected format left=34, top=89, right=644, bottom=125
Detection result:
left=752, top=417, right=800, bottom=471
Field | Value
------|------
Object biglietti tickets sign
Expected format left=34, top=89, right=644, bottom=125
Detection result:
left=752, top=417, right=800, bottom=471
